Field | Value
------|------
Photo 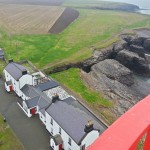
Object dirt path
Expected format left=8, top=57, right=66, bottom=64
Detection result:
left=49, top=7, right=79, bottom=34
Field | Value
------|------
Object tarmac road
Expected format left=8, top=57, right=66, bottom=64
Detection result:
left=0, top=79, right=52, bottom=150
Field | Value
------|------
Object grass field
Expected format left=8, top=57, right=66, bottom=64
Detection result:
left=1, top=9, right=150, bottom=68
left=51, top=68, right=116, bottom=124
left=0, top=4, right=65, bottom=34
left=0, top=114, right=25, bottom=150
left=64, top=0, right=132, bottom=9
left=0, top=60, right=5, bottom=75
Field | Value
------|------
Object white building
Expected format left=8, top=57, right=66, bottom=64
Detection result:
left=44, top=97, right=101, bottom=150
left=4, top=60, right=36, bottom=95
left=3, top=60, right=106, bottom=150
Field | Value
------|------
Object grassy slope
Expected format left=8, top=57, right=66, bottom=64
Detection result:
left=0, top=60, right=5, bottom=75
left=0, top=9, right=149, bottom=68
left=51, top=68, right=116, bottom=124
left=64, top=0, right=135, bottom=9
left=0, top=114, right=25, bottom=150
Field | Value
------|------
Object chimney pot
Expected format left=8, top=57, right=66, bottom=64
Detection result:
left=52, top=93, right=59, bottom=103
left=84, top=120, right=94, bottom=133
left=22, top=70, right=27, bottom=75
left=8, top=59, right=13, bottom=63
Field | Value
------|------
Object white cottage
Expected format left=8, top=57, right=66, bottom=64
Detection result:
left=20, top=84, right=51, bottom=118
left=3, top=60, right=106, bottom=150
left=45, top=97, right=101, bottom=150
left=4, top=60, right=35, bottom=96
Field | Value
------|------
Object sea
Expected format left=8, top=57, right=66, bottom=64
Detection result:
left=99, top=0, right=150, bottom=15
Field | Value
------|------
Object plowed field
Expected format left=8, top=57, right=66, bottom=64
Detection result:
left=0, top=0, right=65, bottom=6
left=0, top=4, right=65, bottom=34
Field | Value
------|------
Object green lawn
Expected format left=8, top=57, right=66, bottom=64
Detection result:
left=0, top=114, right=25, bottom=150
left=0, top=9, right=150, bottom=68
left=64, top=0, right=135, bottom=9
left=0, top=60, right=5, bottom=76
left=51, top=68, right=116, bottom=124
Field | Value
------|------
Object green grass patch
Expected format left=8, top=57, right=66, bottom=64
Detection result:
left=0, top=9, right=149, bottom=68
left=51, top=68, right=111, bottom=107
left=0, top=60, right=5, bottom=76
left=51, top=68, right=117, bottom=124
left=64, top=0, right=132, bottom=9
left=0, top=114, right=25, bottom=150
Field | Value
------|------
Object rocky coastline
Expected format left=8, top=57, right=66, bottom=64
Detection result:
left=82, top=29, right=150, bottom=116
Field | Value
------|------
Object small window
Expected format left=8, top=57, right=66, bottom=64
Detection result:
left=82, top=145, right=86, bottom=150
left=59, top=127, right=61, bottom=134
left=51, top=118, right=53, bottom=125
left=68, top=138, right=71, bottom=146
left=51, top=128, right=53, bottom=135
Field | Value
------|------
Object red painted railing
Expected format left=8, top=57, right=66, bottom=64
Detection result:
left=87, top=95, right=150, bottom=150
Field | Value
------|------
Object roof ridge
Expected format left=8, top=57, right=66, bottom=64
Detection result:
left=12, top=62, right=27, bottom=72
left=27, top=95, right=40, bottom=101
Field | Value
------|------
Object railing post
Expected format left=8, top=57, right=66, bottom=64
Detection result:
left=129, top=141, right=138, bottom=150
left=143, top=130, right=150, bottom=150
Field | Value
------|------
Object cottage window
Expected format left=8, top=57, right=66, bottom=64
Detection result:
left=82, top=145, right=86, bottom=150
left=51, top=118, right=53, bottom=125
left=51, top=128, right=53, bottom=135
left=68, top=138, right=71, bottom=146
left=59, top=127, right=61, bottom=134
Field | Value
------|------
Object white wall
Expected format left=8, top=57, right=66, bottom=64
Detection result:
left=50, top=138, right=58, bottom=150
left=4, top=70, right=35, bottom=98
left=45, top=112, right=80, bottom=150
left=19, top=74, right=33, bottom=89
left=39, top=111, right=46, bottom=125
left=4, top=70, right=21, bottom=97
left=21, top=93, right=29, bottom=101
left=22, top=101, right=32, bottom=117
left=81, top=130, right=99, bottom=149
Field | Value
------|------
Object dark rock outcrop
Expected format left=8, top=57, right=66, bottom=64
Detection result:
left=116, top=50, right=149, bottom=75
left=92, top=59, right=134, bottom=86
left=83, top=45, right=114, bottom=72
left=113, top=40, right=128, bottom=53
left=143, top=39, right=150, bottom=51
left=129, top=44, right=145, bottom=57
left=81, top=29, right=150, bottom=116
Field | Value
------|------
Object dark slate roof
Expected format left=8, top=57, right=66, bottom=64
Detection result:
left=21, top=85, right=39, bottom=98
left=39, top=107, right=46, bottom=116
left=21, top=84, right=51, bottom=109
left=36, top=80, right=59, bottom=91
left=26, top=96, right=40, bottom=108
left=5, top=62, right=27, bottom=80
left=46, top=97, right=106, bottom=144
left=37, top=94, right=51, bottom=109
left=0, top=49, right=4, bottom=56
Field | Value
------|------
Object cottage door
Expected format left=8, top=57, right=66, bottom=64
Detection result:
left=30, top=107, right=36, bottom=115
left=9, top=85, right=13, bottom=91
left=59, top=144, right=62, bottom=150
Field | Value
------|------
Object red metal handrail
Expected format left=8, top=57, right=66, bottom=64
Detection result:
left=87, top=95, right=150, bottom=150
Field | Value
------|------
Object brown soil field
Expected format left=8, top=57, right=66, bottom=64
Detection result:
left=0, top=0, right=65, bottom=6
left=49, top=7, right=79, bottom=34
left=0, top=4, right=65, bottom=34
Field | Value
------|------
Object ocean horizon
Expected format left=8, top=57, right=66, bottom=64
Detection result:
left=99, top=0, right=150, bottom=15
